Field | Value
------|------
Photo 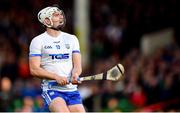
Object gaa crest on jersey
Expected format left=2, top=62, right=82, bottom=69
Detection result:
left=65, top=44, right=70, bottom=49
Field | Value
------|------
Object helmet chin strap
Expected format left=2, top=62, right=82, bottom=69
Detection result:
left=50, top=26, right=60, bottom=31
left=49, top=23, right=64, bottom=31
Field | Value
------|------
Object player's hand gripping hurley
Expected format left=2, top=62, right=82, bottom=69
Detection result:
left=71, top=63, right=125, bottom=84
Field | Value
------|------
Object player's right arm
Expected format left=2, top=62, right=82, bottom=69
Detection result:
left=29, top=56, right=67, bottom=85
left=29, top=37, right=67, bottom=85
left=29, top=56, right=56, bottom=79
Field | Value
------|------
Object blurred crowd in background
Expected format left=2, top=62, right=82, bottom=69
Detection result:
left=0, top=0, right=179, bottom=112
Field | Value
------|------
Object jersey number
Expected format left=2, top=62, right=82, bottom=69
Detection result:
left=56, top=45, right=60, bottom=49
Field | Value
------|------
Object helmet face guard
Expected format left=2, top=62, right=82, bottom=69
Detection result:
left=38, top=6, right=66, bottom=30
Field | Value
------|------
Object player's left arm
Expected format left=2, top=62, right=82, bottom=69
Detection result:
left=71, top=36, right=82, bottom=83
left=71, top=53, right=82, bottom=83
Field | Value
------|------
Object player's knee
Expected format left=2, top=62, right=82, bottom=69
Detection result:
left=68, top=104, right=86, bottom=112
left=49, top=97, right=69, bottom=112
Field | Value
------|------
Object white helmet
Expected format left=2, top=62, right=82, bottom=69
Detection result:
left=37, top=6, right=65, bottom=28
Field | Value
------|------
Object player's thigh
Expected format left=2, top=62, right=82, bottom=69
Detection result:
left=49, top=97, right=69, bottom=112
left=68, top=104, right=86, bottom=112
